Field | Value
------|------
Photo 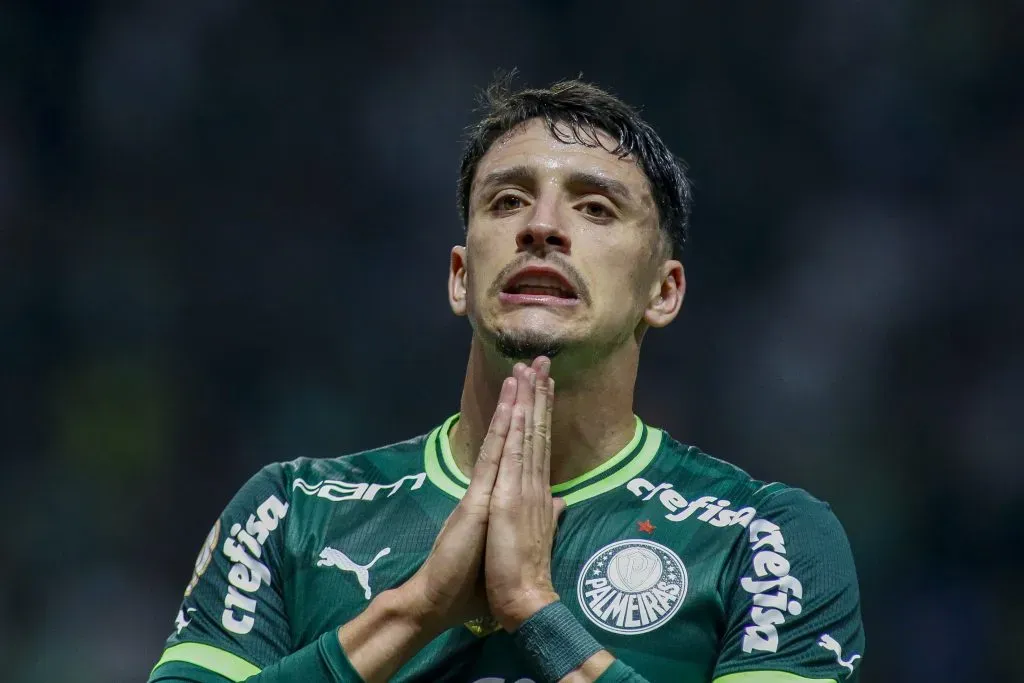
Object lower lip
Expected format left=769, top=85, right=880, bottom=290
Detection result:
left=499, top=292, right=580, bottom=307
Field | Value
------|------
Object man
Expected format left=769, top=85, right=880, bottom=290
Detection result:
left=149, top=77, right=864, bottom=683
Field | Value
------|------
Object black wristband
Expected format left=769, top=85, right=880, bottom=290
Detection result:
left=513, top=601, right=603, bottom=683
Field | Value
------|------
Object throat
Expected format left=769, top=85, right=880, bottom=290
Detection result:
left=548, top=418, right=640, bottom=487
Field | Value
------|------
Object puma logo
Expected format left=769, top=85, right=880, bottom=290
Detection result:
left=175, top=607, right=197, bottom=635
left=317, top=546, right=391, bottom=599
left=817, top=633, right=861, bottom=678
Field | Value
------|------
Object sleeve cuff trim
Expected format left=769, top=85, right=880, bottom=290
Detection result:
left=151, top=643, right=261, bottom=682
left=713, top=672, right=837, bottom=683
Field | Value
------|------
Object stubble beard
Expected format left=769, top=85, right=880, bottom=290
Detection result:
left=494, top=329, right=565, bottom=361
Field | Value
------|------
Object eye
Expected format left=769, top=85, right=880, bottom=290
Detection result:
left=492, top=193, right=525, bottom=213
left=581, top=201, right=614, bottom=219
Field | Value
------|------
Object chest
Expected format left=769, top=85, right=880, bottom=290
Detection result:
left=282, top=491, right=742, bottom=682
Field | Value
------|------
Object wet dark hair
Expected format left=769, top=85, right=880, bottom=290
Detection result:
left=457, top=74, right=693, bottom=258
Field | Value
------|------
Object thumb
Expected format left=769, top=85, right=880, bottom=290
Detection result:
left=551, top=497, right=567, bottom=525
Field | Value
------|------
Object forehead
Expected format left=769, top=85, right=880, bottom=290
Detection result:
left=473, top=118, right=653, bottom=201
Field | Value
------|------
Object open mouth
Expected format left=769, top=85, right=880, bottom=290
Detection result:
left=500, top=267, right=580, bottom=305
left=505, top=283, right=576, bottom=298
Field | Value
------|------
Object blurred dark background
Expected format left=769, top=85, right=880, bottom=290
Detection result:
left=2, top=2, right=1022, bottom=682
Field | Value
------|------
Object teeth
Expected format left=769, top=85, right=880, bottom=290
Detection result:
left=516, top=277, right=566, bottom=288
left=508, top=275, right=574, bottom=298
left=513, top=285, right=572, bottom=297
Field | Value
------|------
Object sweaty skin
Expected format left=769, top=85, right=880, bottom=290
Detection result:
left=339, top=120, right=686, bottom=682
left=448, top=118, right=685, bottom=488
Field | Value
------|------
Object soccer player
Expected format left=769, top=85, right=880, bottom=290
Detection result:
left=149, top=78, right=864, bottom=683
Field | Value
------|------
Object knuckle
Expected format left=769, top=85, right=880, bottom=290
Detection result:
left=476, top=447, right=497, bottom=466
left=458, top=493, right=488, bottom=515
left=491, top=497, right=518, bottom=515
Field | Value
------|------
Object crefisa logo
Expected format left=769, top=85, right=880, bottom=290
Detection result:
left=577, top=540, right=687, bottom=635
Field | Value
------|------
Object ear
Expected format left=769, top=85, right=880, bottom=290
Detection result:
left=643, top=259, right=685, bottom=328
left=449, top=245, right=469, bottom=317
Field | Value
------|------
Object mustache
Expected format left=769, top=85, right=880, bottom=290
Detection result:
left=486, top=255, right=591, bottom=304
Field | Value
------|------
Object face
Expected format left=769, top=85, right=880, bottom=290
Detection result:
left=449, top=118, right=685, bottom=364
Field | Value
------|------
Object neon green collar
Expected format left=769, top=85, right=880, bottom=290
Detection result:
left=423, top=414, right=662, bottom=506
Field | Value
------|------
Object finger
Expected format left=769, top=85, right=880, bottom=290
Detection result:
left=529, top=358, right=551, bottom=486
left=543, top=377, right=554, bottom=485
left=492, top=404, right=526, bottom=504
left=551, top=497, right=567, bottom=525
left=521, top=366, right=537, bottom=490
left=493, top=365, right=530, bottom=503
left=464, top=376, right=517, bottom=503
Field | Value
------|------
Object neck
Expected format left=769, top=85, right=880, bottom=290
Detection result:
left=449, top=336, right=640, bottom=486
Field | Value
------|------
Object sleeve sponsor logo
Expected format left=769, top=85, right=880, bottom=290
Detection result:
left=220, top=494, right=288, bottom=635
left=625, top=478, right=804, bottom=654
left=739, top=519, right=803, bottom=653
left=292, top=473, right=425, bottom=502
left=184, top=519, right=220, bottom=597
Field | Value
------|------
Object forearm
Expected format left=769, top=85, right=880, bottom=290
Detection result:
left=336, top=586, right=443, bottom=683
left=253, top=588, right=438, bottom=683
left=559, top=650, right=615, bottom=682
left=563, top=653, right=651, bottom=683
left=246, top=630, right=358, bottom=682
left=150, top=631, right=364, bottom=683
left=150, top=588, right=442, bottom=683
left=511, top=602, right=651, bottom=683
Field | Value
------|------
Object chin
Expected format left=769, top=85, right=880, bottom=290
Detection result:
left=493, top=329, right=567, bottom=361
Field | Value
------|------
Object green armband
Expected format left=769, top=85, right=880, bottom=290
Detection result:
left=513, top=601, right=603, bottom=683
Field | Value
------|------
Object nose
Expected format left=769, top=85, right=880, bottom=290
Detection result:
left=516, top=201, right=571, bottom=254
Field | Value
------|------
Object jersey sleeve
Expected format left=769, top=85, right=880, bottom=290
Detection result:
left=712, top=488, right=865, bottom=683
left=148, top=464, right=296, bottom=681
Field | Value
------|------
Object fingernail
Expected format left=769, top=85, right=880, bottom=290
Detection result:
left=529, top=370, right=536, bottom=387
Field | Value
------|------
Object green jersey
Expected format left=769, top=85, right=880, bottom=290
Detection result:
left=149, top=415, right=864, bottom=683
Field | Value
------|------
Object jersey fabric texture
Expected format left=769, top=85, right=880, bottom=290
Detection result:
left=149, top=415, right=865, bottom=683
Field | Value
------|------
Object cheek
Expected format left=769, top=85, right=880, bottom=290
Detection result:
left=466, top=228, right=500, bottom=265
left=466, top=229, right=514, bottom=288
left=463, top=251, right=496, bottom=301
left=590, top=252, right=651, bottom=313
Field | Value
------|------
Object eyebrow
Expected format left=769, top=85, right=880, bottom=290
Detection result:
left=566, top=170, right=634, bottom=204
left=474, top=165, right=534, bottom=198
left=474, top=165, right=635, bottom=205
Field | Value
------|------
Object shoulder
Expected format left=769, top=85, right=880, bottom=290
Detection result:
left=648, top=431, right=839, bottom=522
left=647, top=438, right=863, bottom=666
left=279, top=431, right=430, bottom=479
left=243, top=430, right=434, bottom=503
left=654, top=432, right=855, bottom=568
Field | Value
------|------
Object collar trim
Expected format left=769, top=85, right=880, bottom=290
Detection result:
left=423, top=414, right=661, bottom=506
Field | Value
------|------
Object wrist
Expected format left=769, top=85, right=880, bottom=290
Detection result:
left=377, top=584, right=448, bottom=639
left=512, top=601, right=605, bottom=683
left=336, top=586, right=443, bottom=683
left=495, top=589, right=560, bottom=632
